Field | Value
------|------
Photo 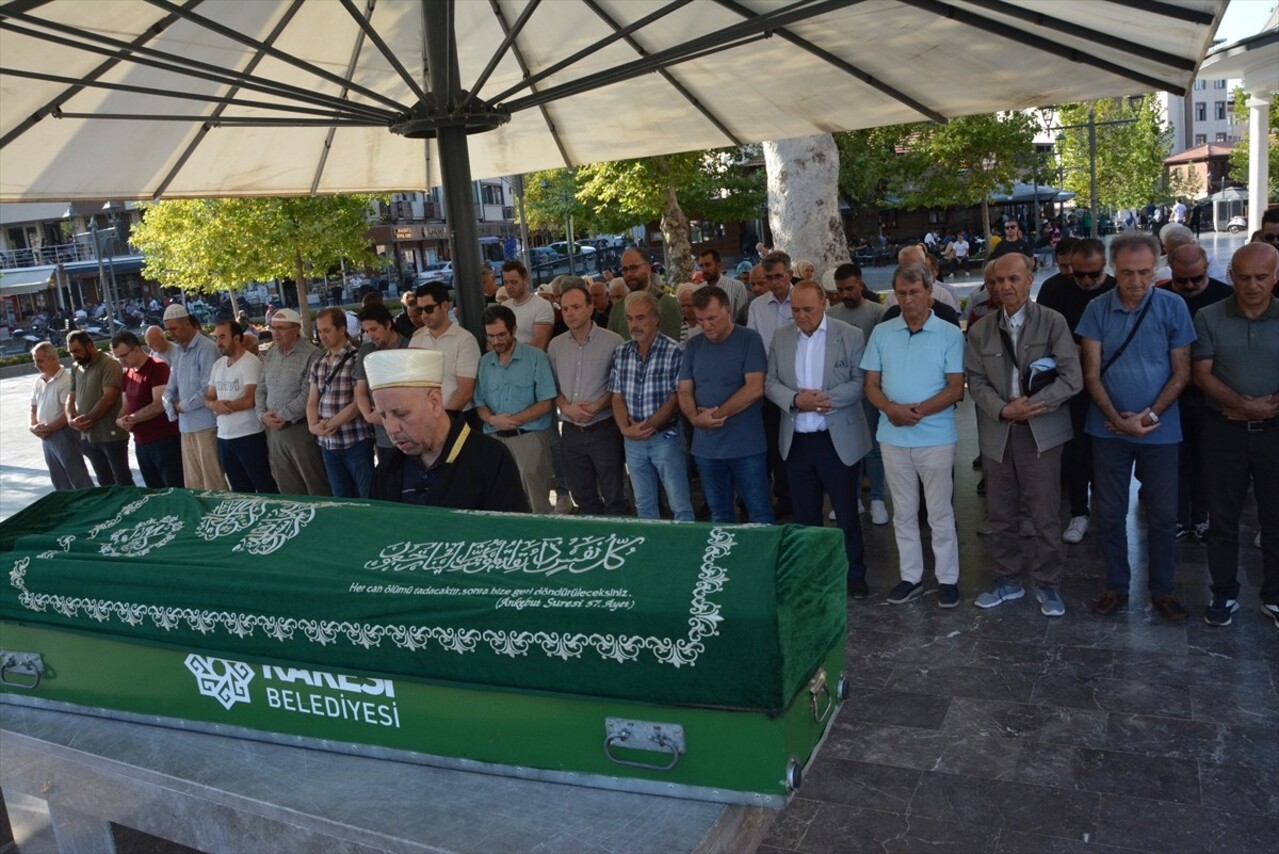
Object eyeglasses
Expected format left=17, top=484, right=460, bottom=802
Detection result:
left=112, top=346, right=137, bottom=360
left=1073, top=269, right=1105, bottom=281
left=1262, top=232, right=1279, bottom=243
left=414, top=303, right=440, bottom=315
left=1004, top=226, right=1018, bottom=232
left=1172, top=272, right=1207, bottom=287
left=621, top=263, right=647, bottom=274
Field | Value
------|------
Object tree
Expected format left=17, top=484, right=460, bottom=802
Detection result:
left=834, top=125, right=915, bottom=227
left=900, top=112, right=1038, bottom=242
left=1055, top=95, right=1173, bottom=212
left=1229, top=87, right=1279, bottom=201
left=518, top=168, right=595, bottom=235
left=132, top=195, right=379, bottom=338
left=764, top=134, right=848, bottom=280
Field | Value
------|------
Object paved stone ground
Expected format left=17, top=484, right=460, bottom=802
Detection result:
left=2, top=228, right=1271, bottom=852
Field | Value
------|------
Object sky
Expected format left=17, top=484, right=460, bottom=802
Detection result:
left=1217, top=0, right=1275, bottom=43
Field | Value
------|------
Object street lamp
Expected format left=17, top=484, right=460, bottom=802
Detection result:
left=1051, top=97, right=1142, bottom=238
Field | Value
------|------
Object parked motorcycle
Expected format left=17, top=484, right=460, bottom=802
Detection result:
left=1226, top=215, right=1247, bottom=234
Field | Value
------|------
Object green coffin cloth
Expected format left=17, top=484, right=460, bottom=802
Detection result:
left=0, top=488, right=847, bottom=712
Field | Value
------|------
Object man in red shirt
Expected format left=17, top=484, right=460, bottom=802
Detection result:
left=111, top=330, right=184, bottom=488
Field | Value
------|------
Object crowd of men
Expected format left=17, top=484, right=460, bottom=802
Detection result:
left=27, top=211, right=1279, bottom=629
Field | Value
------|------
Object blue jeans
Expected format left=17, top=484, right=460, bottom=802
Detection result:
left=321, top=439, right=374, bottom=499
left=696, top=452, right=774, bottom=524
left=624, top=432, right=693, bottom=521
left=1092, top=438, right=1178, bottom=598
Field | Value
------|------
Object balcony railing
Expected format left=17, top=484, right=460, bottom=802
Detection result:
left=1, top=240, right=138, bottom=270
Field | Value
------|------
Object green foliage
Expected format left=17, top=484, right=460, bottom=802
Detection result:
left=1229, top=87, right=1279, bottom=200
left=517, top=149, right=765, bottom=237
left=899, top=112, right=1039, bottom=211
left=132, top=196, right=380, bottom=296
left=1055, top=95, right=1173, bottom=209
left=834, top=126, right=915, bottom=212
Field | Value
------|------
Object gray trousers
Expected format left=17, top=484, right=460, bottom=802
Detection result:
left=497, top=430, right=553, bottom=514
left=985, top=425, right=1065, bottom=587
left=42, top=426, right=95, bottom=490
left=266, top=421, right=331, bottom=497
left=561, top=418, right=627, bottom=515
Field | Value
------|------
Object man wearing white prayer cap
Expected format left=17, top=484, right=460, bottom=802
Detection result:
left=368, top=348, right=527, bottom=511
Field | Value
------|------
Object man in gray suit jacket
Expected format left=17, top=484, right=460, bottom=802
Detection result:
left=965, top=254, right=1083, bottom=617
left=766, top=281, right=874, bottom=597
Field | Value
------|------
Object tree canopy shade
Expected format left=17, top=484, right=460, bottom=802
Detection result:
left=131, top=195, right=379, bottom=336
left=1054, top=95, right=1176, bottom=210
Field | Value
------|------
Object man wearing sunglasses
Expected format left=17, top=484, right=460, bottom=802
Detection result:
left=1036, top=239, right=1115, bottom=546
left=989, top=220, right=1033, bottom=261
left=1159, top=245, right=1233, bottom=544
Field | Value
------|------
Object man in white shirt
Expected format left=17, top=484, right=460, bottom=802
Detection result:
left=500, top=260, right=554, bottom=349
left=409, top=282, right=481, bottom=425
left=207, top=319, right=278, bottom=494
left=29, top=340, right=94, bottom=490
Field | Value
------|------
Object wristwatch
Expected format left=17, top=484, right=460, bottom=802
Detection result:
left=1147, top=411, right=1160, bottom=425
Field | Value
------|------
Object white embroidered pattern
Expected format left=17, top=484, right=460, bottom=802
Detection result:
left=363, top=534, right=644, bottom=576
left=10, top=526, right=736, bottom=669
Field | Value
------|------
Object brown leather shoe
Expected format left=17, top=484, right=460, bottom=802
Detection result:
left=1093, top=590, right=1129, bottom=616
left=1152, top=595, right=1188, bottom=623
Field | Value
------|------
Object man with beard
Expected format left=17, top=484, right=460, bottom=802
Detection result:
left=698, top=249, right=749, bottom=323
left=474, top=304, right=558, bottom=514
left=354, top=302, right=411, bottom=463
left=500, top=260, right=554, bottom=349
left=65, top=330, right=134, bottom=486
left=207, top=320, right=278, bottom=494
left=111, top=330, right=183, bottom=488
left=608, top=247, right=681, bottom=342
left=370, top=348, right=526, bottom=511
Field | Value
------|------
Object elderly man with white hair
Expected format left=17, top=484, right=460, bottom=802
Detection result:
left=369, top=348, right=527, bottom=511
left=1156, top=222, right=1226, bottom=284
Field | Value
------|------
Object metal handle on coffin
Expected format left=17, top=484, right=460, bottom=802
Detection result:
left=603, top=732, right=682, bottom=772
left=0, top=651, right=45, bottom=690
left=808, top=668, right=833, bottom=724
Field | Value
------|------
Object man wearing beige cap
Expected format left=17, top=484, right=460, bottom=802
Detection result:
left=368, top=348, right=527, bottom=511
left=255, top=307, right=331, bottom=496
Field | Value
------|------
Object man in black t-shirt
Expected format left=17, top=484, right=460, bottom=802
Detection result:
left=1161, top=244, right=1233, bottom=542
left=368, top=348, right=527, bottom=512
left=1035, top=238, right=1115, bottom=545
left=989, top=220, right=1034, bottom=261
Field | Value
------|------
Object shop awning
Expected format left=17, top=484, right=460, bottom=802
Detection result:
left=0, top=265, right=56, bottom=296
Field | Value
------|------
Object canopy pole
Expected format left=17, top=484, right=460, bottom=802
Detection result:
left=423, top=0, right=485, bottom=343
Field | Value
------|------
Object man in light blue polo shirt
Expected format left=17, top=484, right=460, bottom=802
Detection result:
left=861, top=264, right=966, bottom=607
left=474, top=304, right=557, bottom=514
left=1077, top=232, right=1195, bottom=622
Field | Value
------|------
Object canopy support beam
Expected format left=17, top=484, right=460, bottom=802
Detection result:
left=585, top=0, right=742, bottom=147
left=424, top=0, right=485, bottom=343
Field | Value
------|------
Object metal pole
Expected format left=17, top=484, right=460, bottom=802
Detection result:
left=566, top=196, right=576, bottom=276
left=514, top=173, right=531, bottom=272
left=423, top=0, right=485, bottom=344
left=1088, top=107, right=1098, bottom=239
left=90, top=220, right=113, bottom=329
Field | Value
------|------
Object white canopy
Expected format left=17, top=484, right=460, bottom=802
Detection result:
left=0, top=0, right=1226, bottom=201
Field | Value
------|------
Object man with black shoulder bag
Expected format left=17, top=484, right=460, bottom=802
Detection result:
left=1077, top=233, right=1196, bottom=622
left=965, top=254, right=1082, bottom=617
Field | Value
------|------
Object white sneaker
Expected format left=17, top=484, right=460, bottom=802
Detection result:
left=1062, top=515, right=1089, bottom=544
left=554, top=493, right=576, bottom=515
left=829, top=509, right=837, bottom=521
left=871, top=500, right=890, bottom=526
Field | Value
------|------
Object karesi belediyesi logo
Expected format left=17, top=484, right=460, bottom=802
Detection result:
left=184, top=654, right=401, bottom=728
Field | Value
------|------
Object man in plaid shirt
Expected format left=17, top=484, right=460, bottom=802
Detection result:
left=609, top=290, right=693, bottom=521
left=308, top=307, right=374, bottom=497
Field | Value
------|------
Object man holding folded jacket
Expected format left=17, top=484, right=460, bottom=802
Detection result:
left=965, top=253, right=1082, bottom=617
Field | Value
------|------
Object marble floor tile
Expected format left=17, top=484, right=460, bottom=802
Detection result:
left=759, top=796, right=821, bottom=851
left=1029, top=674, right=1192, bottom=718
left=941, top=696, right=1109, bottom=748
left=796, top=759, right=921, bottom=813
left=1110, top=648, right=1276, bottom=693
left=908, top=772, right=1099, bottom=840
left=1041, top=617, right=1189, bottom=655
left=995, top=828, right=1142, bottom=853
left=1204, top=810, right=1279, bottom=854
left=1198, top=764, right=1279, bottom=818
left=1068, top=747, right=1201, bottom=805
left=841, top=688, right=951, bottom=730
left=823, top=722, right=1023, bottom=781
left=794, top=803, right=1000, bottom=854
left=1104, top=713, right=1279, bottom=769
left=889, top=662, right=1038, bottom=703
left=1189, top=683, right=1279, bottom=728
left=1095, top=795, right=1206, bottom=852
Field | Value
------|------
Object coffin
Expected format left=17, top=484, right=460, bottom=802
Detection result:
left=0, top=487, right=848, bottom=806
